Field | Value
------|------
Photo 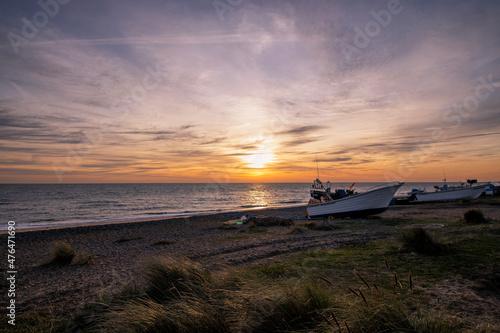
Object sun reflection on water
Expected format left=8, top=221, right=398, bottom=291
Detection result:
left=245, top=184, right=273, bottom=207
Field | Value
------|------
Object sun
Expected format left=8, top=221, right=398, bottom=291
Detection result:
left=243, top=149, right=274, bottom=168
left=240, top=137, right=275, bottom=168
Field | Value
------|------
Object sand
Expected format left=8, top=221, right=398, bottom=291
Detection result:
left=2, top=200, right=500, bottom=320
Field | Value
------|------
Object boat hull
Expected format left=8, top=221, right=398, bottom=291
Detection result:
left=306, top=183, right=402, bottom=218
left=413, top=184, right=488, bottom=202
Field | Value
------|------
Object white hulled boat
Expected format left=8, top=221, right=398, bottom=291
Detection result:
left=411, top=180, right=488, bottom=202
left=306, top=180, right=403, bottom=218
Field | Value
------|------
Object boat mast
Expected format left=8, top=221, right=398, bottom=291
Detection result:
left=442, top=167, right=447, bottom=184
left=316, top=154, right=320, bottom=180
left=441, top=167, right=449, bottom=190
left=315, top=155, right=333, bottom=200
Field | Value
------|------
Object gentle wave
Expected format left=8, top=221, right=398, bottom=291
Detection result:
left=0, top=182, right=467, bottom=231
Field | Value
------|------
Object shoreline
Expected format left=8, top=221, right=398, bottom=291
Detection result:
left=1, top=203, right=307, bottom=234
left=7, top=204, right=310, bottom=318
left=5, top=198, right=499, bottom=321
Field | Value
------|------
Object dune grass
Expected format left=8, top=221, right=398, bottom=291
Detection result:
left=66, top=254, right=458, bottom=333
left=29, top=210, right=500, bottom=332
left=1, top=308, right=68, bottom=333
left=399, top=227, right=445, bottom=255
left=50, top=241, right=75, bottom=265
left=143, top=256, right=213, bottom=303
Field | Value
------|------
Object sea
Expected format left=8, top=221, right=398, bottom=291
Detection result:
left=0, top=182, right=463, bottom=231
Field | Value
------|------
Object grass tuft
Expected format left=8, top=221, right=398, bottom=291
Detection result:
left=5, top=307, right=67, bottom=333
left=50, top=241, right=75, bottom=265
left=72, top=251, right=94, bottom=265
left=144, top=256, right=213, bottom=303
left=289, top=226, right=309, bottom=234
left=343, top=269, right=451, bottom=333
left=462, top=209, right=488, bottom=225
left=399, top=227, right=445, bottom=256
left=98, top=298, right=230, bottom=333
left=249, top=280, right=336, bottom=332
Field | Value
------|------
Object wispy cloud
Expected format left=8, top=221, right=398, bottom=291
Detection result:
left=0, top=0, right=499, bottom=182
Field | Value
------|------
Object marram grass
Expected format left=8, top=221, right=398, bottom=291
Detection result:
left=399, top=227, right=445, bottom=256
left=144, top=256, right=213, bottom=303
left=69, top=256, right=455, bottom=333
left=97, top=298, right=230, bottom=333
left=50, top=240, right=75, bottom=265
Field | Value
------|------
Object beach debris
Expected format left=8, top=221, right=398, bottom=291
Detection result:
left=221, top=214, right=249, bottom=226
left=221, top=215, right=293, bottom=227
left=246, top=216, right=293, bottom=227
left=304, top=222, right=317, bottom=229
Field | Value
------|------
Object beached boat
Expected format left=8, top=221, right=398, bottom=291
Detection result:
left=482, top=183, right=500, bottom=196
left=306, top=180, right=403, bottom=218
left=409, top=179, right=488, bottom=202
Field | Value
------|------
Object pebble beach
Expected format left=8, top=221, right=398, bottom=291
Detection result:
left=2, top=200, right=500, bottom=322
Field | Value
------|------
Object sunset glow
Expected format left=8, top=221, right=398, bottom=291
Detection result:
left=0, top=1, right=499, bottom=183
left=240, top=137, right=274, bottom=168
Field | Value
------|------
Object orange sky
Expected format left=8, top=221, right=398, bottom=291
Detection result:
left=1, top=1, right=499, bottom=183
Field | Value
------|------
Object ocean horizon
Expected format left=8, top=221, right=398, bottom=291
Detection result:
left=0, top=182, right=478, bottom=230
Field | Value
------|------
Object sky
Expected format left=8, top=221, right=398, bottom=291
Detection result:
left=0, top=0, right=499, bottom=183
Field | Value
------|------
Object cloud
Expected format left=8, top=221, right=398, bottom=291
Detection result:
left=281, top=137, right=324, bottom=147
left=0, top=0, right=499, bottom=182
left=200, top=137, right=227, bottom=145
left=277, top=125, right=325, bottom=135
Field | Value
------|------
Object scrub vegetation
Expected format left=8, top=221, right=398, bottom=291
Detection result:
left=9, top=205, right=500, bottom=333
left=60, top=217, right=499, bottom=332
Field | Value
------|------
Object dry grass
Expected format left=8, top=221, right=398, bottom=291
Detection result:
left=72, top=251, right=94, bottom=265
left=399, top=227, right=445, bottom=256
left=23, top=202, right=499, bottom=332
left=144, top=256, right=213, bottom=303
left=50, top=241, right=75, bottom=265
left=289, top=225, right=309, bottom=234
left=68, top=256, right=455, bottom=333
left=462, top=209, right=488, bottom=225
left=97, top=298, right=230, bottom=333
